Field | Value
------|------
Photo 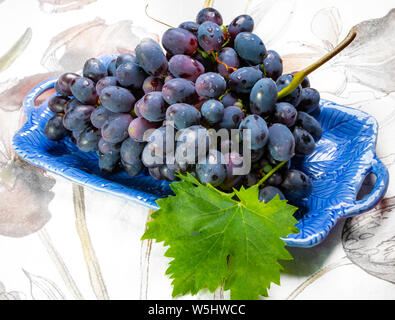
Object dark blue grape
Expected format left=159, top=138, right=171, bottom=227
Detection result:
left=70, top=77, right=98, bottom=105
left=128, top=117, right=160, bottom=142
left=98, top=152, right=120, bottom=173
left=139, top=92, right=167, bottom=122
left=120, top=137, right=145, bottom=164
left=276, top=74, right=302, bottom=106
left=48, top=95, right=69, bottom=113
left=293, top=127, right=315, bottom=155
left=220, top=92, right=238, bottom=107
left=55, top=73, right=80, bottom=96
left=268, top=123, right=295, bottom=161
left=98, top=138, right=121, bottom=155
left=63, top=104, right=95, bottom=131
left=160, top=164, right=180, bottom=182
left=107, top=59, right=117, bottom=76
left=178, top=21, right=200, bottom=35
left=44, top=114, right=69, bottom=141
left=249, top=78, right=277, bottom=115
left=166, top=103, right=201, bottom=129
left=143, top=76, right=164, bottom=94
left=77, top=127, right=101, bottom=152
left=64, top=98, right=81, bottom=113
left=295, top=112, right=322, bottom=141
left=149, top=166, right=163, bottom=180
left=228, top=67, right=262, bottom=94
left=239, top=115, right=268, bottom=150
left=175, top=125, right=209, bottom=165
left=217, top=47, right=239, bottom=79
left=100, top=86, right=135, bottom=113
left=95, top=76, right=118, bottom=96
left=228, top=15, right=254, bottom=39
left=243, top=171, right=259, bottom=187
left=90, top=106, right=117, bottom=129
left=83, top=58, right=107, bottom=83
left=168, top=54, right=205, bottom=82
left=116, top=62, right=147, bottom=90
left=263, top=50, right=283, bottom=81
left=135, top=38, right=168, bottom=77
left=297, top=87, right=320, bottom=113
left=281, top=169, right=313, bottom=199
left=162, top=28, right=198, bottom=56
left=201, top=99, right=224, bottom=124
left=234, top=32, right=267, bottom=65
left=196, top=7, right=223, bottom=25
left=101, top=113, right=132, bottom=143
left=115, top=53, right=138, bottom=67
left=197, top=21, right=224, bottom=53
left=162, top=78, right=197, bottom=105
left=218, top=106, right=245, bottom=129
left=196, top=150, right=226, bottom=186
left=258, top=186, right=285, bottom=203
left=266, top=172, right=284, bottom=187
left=122, top=158, right=144, bottom=177
left=273, top=102, right=297, bottom=127
left=195, top=72, right=226, bottom=98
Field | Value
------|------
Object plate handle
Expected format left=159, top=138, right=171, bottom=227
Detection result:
left=344, top=155, right=389, bottom=217
left=22, top=77, right=57, bottom=120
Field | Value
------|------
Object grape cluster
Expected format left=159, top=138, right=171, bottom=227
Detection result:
left=44, top=7, right=322, bottom=204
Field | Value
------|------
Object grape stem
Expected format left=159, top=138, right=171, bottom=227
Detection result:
left=257, top=158, right=290, bottom=187
left=144, top=3, right=175, bottom=29
left=277, top=27, right=357, bottom=99
left=203, top=0, right=214, bottom=8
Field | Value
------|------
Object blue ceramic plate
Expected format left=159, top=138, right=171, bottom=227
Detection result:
left=12, top=55, right=389, bottom=248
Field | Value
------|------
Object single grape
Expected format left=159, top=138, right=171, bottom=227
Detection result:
left=44, top=114, right=69, bottom=141
left=162, top=78, right=198, bottom=105
left=217, top=47, right=240, bottom=79
left=276, top=74, right=302, bottom=106
left=228, top=67, right=262, bottom=94
left=220, top=92, right=238, bottom=107
left=228, top=14, right=254, bottom=40
left=128, top=117, right=160, bottom=142
left=160, top=164, right=180, bottom=182
left=64, top=98, right=81, bottom=113
left=293, top=127, right=315, bottom=155
left=196, top=150, right=226, bottom=186
left=295, top=112, right=322, bottom=141
left=175, top=125, right=209, bottom=165
left=243, top=171, right=259, bottom=187
left=120, top=137, right=145, bottom=164
left=63, top=104, right=95, bottom=131
left=48, top=95, right=69, bottom=114
left=196, top=7, right=223, bottom=25
left=179, top=21, right=200, bottom=35
left=201, top=99, right=224, bottom=124
left=267, top=123, right=295, bottom=162
left=266, top=171, right=283, bottom=186
left=98, top=138, right=121, bottom=155
left=239, top=114, right=269, bottom=150
left=297, top=87, right=320, bottom=113
left=281, top=169, right=313, bottom=199
left=249, top=78, right=277, bottom=115
left=258, top=186, right=285, bottom=203
left=102, top=113, right=133, bottom=143
left=77, top=127, right=101, bottom=152
left=70, top=77, right=98, bottom=105
left=122, top=158, right=144, bottom=177
left=166, top=103, right=201, bottom=129
left=234, top=32, right=267, bottom=65
left=218, top=106, right=245, bottom=129
left=143, top=76, right=164, bottom=94
left=197, top=21, right=224, bottom=53
left=55, top=73, right=80, bottom=96
left=90, top=106, right=117, bottom=129
left=149, top=166, right=163, bottom=180
left=162, top=28, right=198, bottom=56
left=95, top=76, right=118, bottom=96
left=263, top=50, right=283, bottom=81
left=138, top=92, right=167, bottom=122
left=168, top=54, right=205, bottom=82
left=98, top=152, right=120, bottom=174
left=116, top=62, right=147, bottom=90
left=107, top=59, right=117, bottom=76
left=195, top=72, right=226, bottom=99
left=100, top=86, right=135, bottom=113
left=273, top=102, right=297, bottom=127
left=135, top=38, right=168, bottom=77
left=83, top=58, right=107, bottom=83
left=115, top=53, right=138, bottom=67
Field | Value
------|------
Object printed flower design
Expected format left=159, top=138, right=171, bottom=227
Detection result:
left=38, top=0, right=97, bottom=13
left=0, top=281, right=23, bottom=300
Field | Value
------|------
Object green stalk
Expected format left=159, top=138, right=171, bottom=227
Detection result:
left=257, top=158, right=289, bottom=187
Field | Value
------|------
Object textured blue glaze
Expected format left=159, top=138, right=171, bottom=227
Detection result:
left=12, top=55, right=389, bottom=247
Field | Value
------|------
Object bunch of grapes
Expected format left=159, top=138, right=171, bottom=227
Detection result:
left=44, top=7, right=322, bottom=203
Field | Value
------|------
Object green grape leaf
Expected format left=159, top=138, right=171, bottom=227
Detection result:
left=142, top=173, right=299, bottom=300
